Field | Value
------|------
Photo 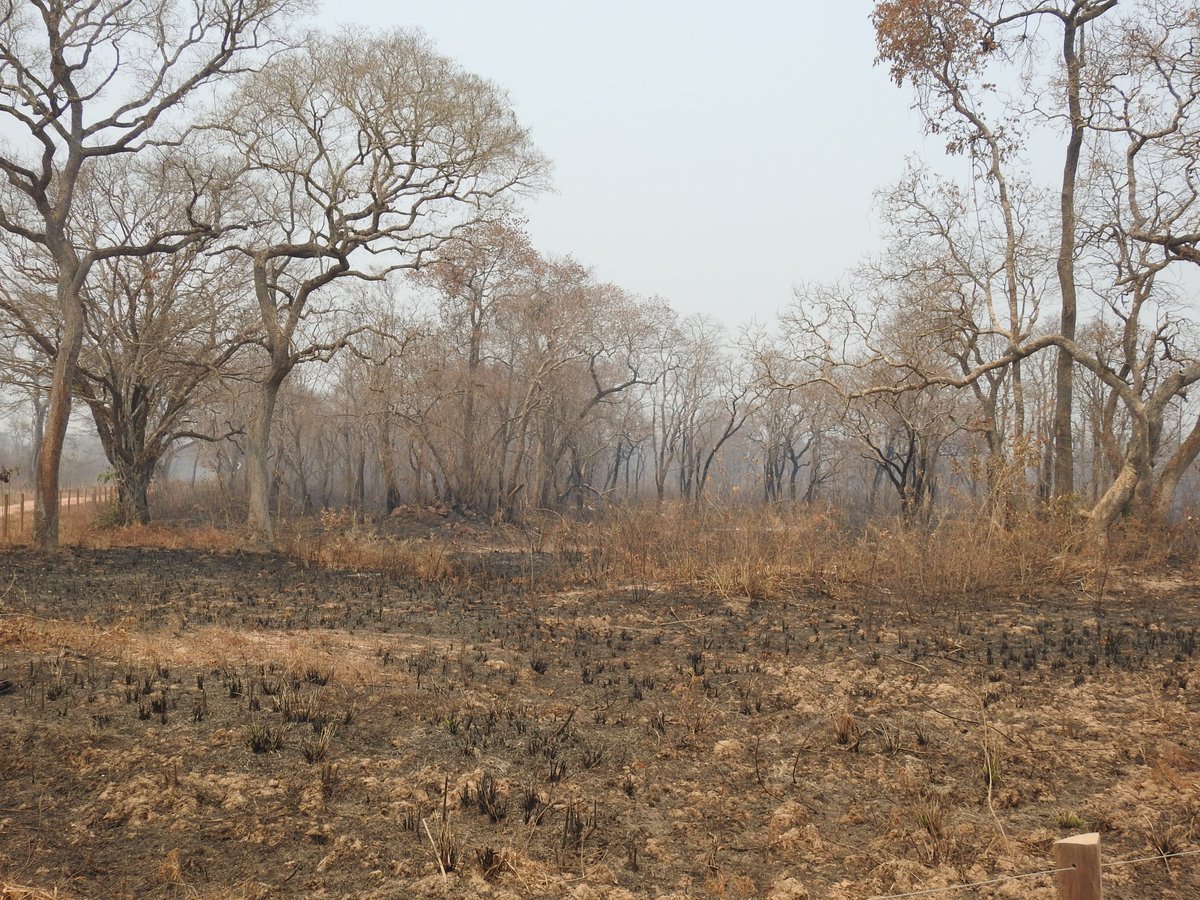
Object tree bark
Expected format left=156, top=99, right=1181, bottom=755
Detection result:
left=1087, top=410, right=1154, bottom=542
left=31, top=382, right=46, bottom=476
left=114, top=459, right=154, bottom=526
left=34, top=285, right=86, bottom=550
left=380, top=419, right=402, bottom=514
left=1149, top=414, right=1200, bottom=522
left=1087, top=462, right=1140, bottom=544
left=247, top=375, right=284, bottom=544
left=459, top=290, right=484, bottom=509
left=1052, top=17, right=1088, bottom=500
left=351, top=441, right=366, bottom=510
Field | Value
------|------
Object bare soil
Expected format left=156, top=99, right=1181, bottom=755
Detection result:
left=0, top=527, right=1198, bottom=898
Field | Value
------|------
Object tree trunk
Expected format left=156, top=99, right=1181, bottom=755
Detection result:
left=1149, top=414, right=1200, bottom=522
left=1052, top=19, right=1088, bottom=500
left=380, top=420, right=402, bottom=514
left=460, top=309, right=482, bottom=509
left=247, top=375, right=284, bottom=544
left=1087, top=462, right=1140, bottom=545
left=34, top=287, right=86, bottom=550
left=410, top=441, right=426, bottom=506
left=31, top=382, right=46, bottom=476
left=1087, top=411, right=1153, bottom=543
left=114, top=459, right=155, bottom=526
left=351, top=442, right=366, bottom=510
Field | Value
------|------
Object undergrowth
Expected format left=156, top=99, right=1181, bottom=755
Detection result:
left=34, top=487, right=1200, bottom=604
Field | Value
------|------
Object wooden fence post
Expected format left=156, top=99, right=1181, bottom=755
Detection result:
left=1055, top=832, right=1103, bottom=900
left=3, top=493, right=8, bottom=542
left=19, top=492, right=24, bottom=534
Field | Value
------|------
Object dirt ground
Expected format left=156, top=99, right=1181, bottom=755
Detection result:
left=0, top=524, right=1198, bottom=898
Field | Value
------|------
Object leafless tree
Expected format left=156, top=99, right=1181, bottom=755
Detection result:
left=874, top=0, right=1119, bottom=499
left=0, top=0, right=298, bottom=548
left=874, top=163, right=1051, bottom=507
left=411, top=221, right=538, bottom=510
left=221, top=28, right=547, bottom=541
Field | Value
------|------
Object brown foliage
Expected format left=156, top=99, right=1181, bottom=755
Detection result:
left=873, top=0, right=986, bottom=88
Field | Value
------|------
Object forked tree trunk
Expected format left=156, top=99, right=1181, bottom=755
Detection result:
left=114, top=458, right=155, bottom=526
left=1151, top=423, right=1200, bottom=522
left=1087, top=462, right=1140, bottom=545
left=1087, top=413, right=1153, bottom=543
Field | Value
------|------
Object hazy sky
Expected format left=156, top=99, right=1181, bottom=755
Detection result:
left=315, top=2, right=949, bottom=328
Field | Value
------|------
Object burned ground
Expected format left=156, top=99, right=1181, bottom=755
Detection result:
left=0, top=535, right=1197, bottom=898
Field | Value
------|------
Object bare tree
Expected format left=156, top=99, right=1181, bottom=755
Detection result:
left=774, top=279, right=970, bottom=521
left=222, top=28, right=547, bottom=541
left=3, top=155, right=255, bottom=524
left=747, top=349, right=833, bottom=505
left=874, top=0, right=1119, bottom=499
left=411, top=221, right=538, bottom=510
left=393, top=250, right=661, bottom=516
left=1068, top=7, right=1200, bottom=534
left=0, top=0, right=297, bottom=548
left=874, top=163, right=1051, bottom=509
left=78, top=168, right=254, bottom=523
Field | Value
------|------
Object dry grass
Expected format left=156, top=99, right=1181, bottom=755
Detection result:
left=541, top=502, right=1105, bottom=608
left=2, top=519, right=1197, bottom=898
left=283, top=509, right=460, bottom=581
left=77, top=523, right=246, bottom=552
left=0, top=484, right=247, bottom=552
left=0, top=885, right=72, bottom=899
left=19, top=487, right=1200, bottom=608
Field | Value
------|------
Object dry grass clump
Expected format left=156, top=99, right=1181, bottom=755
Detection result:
left=48, top=482, right=1200, bottom=605
left=285, top=510, right=459, bottom=581
left=548, top=504, right=841, bottom=599
left=42, top=481, right=245, bottom=551
left=0, top=884, right=71, bottom=899
left=1102, top=515, right=1200, bottom=570
left=75, top=522, right=244, bottom=553
left=824, top=511, right=1086, bottom=604
left=363, top=538, right=457, bottom=581
left=141, top=481, right=247, bottom=528
left=68, top=492, right=461, bottom=581
left=548, top=502, right=1091, bottom=605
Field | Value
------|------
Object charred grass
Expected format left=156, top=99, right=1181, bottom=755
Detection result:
left=0, top=506, right=1198, bottom=897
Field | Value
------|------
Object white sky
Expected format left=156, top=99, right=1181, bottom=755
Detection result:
left=314, top=1, right=948, bottom=328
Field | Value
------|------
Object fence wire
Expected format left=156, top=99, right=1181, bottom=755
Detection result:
left=867, top=846, right=1200, bottom=899
left=866, top=866, right=1073, bottom=899
left=1102, top=847, right=1200, bottom=870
